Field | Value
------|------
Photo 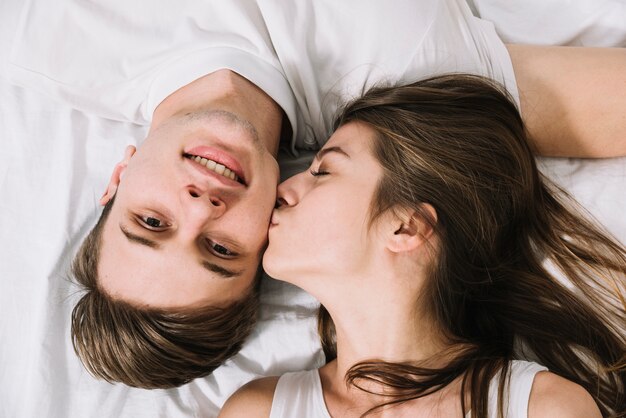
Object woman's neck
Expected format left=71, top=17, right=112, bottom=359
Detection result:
left=318, top=296, right=460, bottom=417
left=312, top=252, right=462, bottom=415
left=316, top=257, right=446, bottom=378
left=329, top=298, right=447, bottom=382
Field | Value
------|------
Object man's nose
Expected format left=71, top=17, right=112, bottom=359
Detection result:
left=182, top=185, right=226, bottom=219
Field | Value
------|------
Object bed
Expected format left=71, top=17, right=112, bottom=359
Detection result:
left=0, top=1, right=624, bottom=417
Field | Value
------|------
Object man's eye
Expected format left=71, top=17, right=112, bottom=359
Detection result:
left=208, top=240, right=236, bottom=258
left=140, top=216, right=167, bottom=230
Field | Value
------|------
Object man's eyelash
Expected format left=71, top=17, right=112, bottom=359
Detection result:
left=205, top=239, right=237, bottom=258
left=138, top=215, right=168, bottom=229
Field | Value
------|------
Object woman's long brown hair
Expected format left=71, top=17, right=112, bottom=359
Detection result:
left=318, top=74, right=626, bottom=417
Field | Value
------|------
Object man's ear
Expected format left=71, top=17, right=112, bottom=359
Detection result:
left=386, top=204, right=437, bottom=253
left=100, top=145, right=136, bottom=206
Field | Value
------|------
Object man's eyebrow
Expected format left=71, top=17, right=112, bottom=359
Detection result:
left=314, top=146, right=351, bottom=161
left=201, top=261, right=243, bottom=279
left=120, top=224, right=160, bottom=249
left=121, top=223, right=242, bottom=279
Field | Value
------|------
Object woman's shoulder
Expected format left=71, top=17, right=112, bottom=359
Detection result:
left=218, top=376, right=281, bottom=418
left=528, top=371, right=601, bottom=418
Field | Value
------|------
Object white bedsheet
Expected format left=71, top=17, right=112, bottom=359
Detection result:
left=0, top=1, right=624, bottom=418
left=469, top=0, right=626, bottom=46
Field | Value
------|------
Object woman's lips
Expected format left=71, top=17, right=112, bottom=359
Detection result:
left=184, top=146, right=247, bottom=184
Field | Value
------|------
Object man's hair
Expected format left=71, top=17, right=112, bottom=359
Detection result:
left=71, top=197, right=261, bottom=389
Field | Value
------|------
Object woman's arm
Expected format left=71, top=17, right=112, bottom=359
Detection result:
left=528, top=372, right=602, bottom=418
left=218, top=376, right=279, bottom=418
left=507, top=44, right=626, bottom=158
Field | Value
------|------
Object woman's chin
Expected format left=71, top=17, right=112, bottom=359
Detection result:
left=262, top=250, right=286, bottom=281
left=262, top=252, right=305, bottom=285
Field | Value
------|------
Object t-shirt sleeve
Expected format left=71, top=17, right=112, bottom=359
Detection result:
left=259, top=0, right=519, bottom=152
left=5, top=0, right=297, bottom=131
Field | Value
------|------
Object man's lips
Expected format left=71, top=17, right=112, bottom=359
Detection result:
left=184, top=157, right=246, bottom=188
left=184, top=146, right=247, bottom=184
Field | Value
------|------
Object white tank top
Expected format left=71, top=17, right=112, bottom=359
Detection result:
left=269, top=360, right=547, bottom=418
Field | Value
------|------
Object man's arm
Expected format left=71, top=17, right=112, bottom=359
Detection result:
left=507, top=45, right=626, bottom=158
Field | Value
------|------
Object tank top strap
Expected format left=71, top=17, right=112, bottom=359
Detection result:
left=466, top=360, right=548, bottom=418
left=504, top=360, right=548, bottom=417
left=270, top=369, right=332, bottom=418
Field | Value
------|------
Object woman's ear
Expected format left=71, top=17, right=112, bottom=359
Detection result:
left=100, top=145, right=136, bottom=206
left=386, top=204, right=437, bottom=253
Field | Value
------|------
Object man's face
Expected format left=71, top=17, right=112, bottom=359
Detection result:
left=98, top=108, right=279, bottom=308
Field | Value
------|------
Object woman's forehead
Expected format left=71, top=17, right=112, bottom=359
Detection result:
left=326, top=122, right=376, bottom=153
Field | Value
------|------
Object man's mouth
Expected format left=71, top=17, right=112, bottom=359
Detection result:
left=183, top=153, right=245, bottom=185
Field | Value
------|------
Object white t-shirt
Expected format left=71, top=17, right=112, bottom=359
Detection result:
left=270, top=360, right=548, bottom=418
left=5, top=0, right=298, bottom=133
left=257, top=0, right=518, bottom=151
left=5, top=0, right=516, bottom=152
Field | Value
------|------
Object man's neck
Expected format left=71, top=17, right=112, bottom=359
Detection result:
left=151, top=69, right=283, bottom=156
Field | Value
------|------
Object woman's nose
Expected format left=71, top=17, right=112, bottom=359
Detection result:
left=276, top=172, right=307, bottom=208
left=275, top=196, right=289, bottom=209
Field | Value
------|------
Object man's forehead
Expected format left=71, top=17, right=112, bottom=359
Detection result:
left=98, top=217, right=255, bottom=309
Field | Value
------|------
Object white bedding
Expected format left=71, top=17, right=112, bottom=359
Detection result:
left=469, top=0, right=626, bottom=46
left=0, top=1, right=624, bottom=418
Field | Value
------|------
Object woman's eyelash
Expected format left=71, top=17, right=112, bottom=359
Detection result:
left=309, top=169, right=329, bottom=177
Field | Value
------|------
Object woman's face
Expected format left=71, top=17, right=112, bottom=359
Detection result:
left=263, top=122, right=384, bottom=288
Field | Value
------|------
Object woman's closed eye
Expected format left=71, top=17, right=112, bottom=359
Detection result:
left=309, top=165, right=329, bottom=177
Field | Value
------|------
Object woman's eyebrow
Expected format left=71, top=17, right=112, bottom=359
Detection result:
left=314, top=146, right=351, bottom=161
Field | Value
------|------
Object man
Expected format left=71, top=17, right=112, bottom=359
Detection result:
left=70, top=69, right=284, bottom=388
left=6, top=0, right=625, bottom=388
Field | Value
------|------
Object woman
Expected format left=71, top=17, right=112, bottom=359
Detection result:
left=220, top=75, right=626, bottom=417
